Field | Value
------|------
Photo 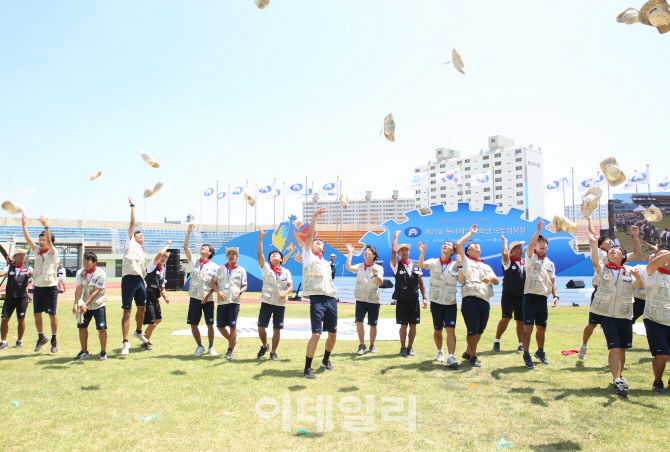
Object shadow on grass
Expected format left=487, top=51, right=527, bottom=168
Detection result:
left=171, top=370, right=187, bottom=375
left=530, top=396, right=548, bottom=407
left=0, top=354, right=39, bottom=362
left=288, top=385, right=306, bottom=391
left=509, top=387, right=534, bottom=394
left=490, top=366, right=533, bottom=380
left=253, top=369, right=304, bottom=379
left=548, top=387, right=660, bottom=409
left=479, top=349, right=523, bottom=357
left=379, top=360, right=445, bottom=375
left=41, top=365, right=69, bottom=370
left=637, top=357, right=653, bottom=364
left=530, top=440, right=581, bottom=451
left=81, top=385, right=100, bottom=391
left=35, top=357, right=78, bottom=365
left=338, top=386, right=359, bottom=393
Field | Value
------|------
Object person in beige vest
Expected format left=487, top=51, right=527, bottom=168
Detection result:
left=120, top=198, right=150, bottom=356
left=588, top=232, right=644, bottom=396
left=521, top=219, right=559, bottom=369
left=418, top=240, right=461, bottom=369
left=302, top=207, right=338, bottom=380
left=345, top=243, right=383, bottom=356
left=208, top=246, right=247, bottom=360
left=642, top=250, right=670, bottom=394
left=22, top=214, right=60, bottom=354
left=255, top=228, right=292, bottom=361
left=73, top=252, right=108, bottom=361
left=185, top=223, right=219, bottom=357
left=579, top=220, right=640, bottom=359
left=456, top=224, right=499, bottom=368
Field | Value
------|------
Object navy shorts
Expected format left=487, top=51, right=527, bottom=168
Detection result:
left=310, top=295, right=338, bottom=334
left=355, top=301, right=381, bottom=326
left=644, top=319, right=670, bottom=356
left=78, top=307, right=107, bottom=330
left=187, top=298, right=215, bottom=326
left=523, top=293, right=549, bottom=327
left=501, top=291, right=524, bottom=321
left=121, top=275, right=147, bottom=310
left=143, top=297, right=162, bottom=325
left=461, top=296, right=490, bottom=336
left=589, top=312, right=604, bottom=325
left=430, top=303, right=457, bottom=330
left=601, top=317, right=632, bottom=349
left=217, top=303, right=240, bottom=328
left=396, top=300, right=421, bottom=325
left=257, top=302, right=285, bottom=329
left=33, top=286, right=58, bottom=315
left=633, top=297, right=645, bottom=323
left=1, top=296, right=29, bottom=319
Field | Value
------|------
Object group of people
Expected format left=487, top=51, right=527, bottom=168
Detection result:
left=2, top=200, right=670, bottom=397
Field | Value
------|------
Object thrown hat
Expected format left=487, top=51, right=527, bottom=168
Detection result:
left=581, top=187, right=603, bottom=219
left=140, top=149, right=160, bottom=168
left=398, top=243, right=411, bottom=251
left=1, top=201, right=26, bottom=215
left=617, top=7, right=640, bottom=24
left=643, top=206, right=663, bottom=222
left=244, top=186, right=255, bottom=207
left=143, top=182, right=164, bottom=198
left=226, top=247, right=239, bottom=255
left=88, top=171, right=102, bottom=181
left=452, top=48, right=465, bottom=74
left=508, top=241, right=525, bottom=251
left=340, top=191, right=349, bottom=209
left=599, top=157, right=627, bottom=187
left=553, top=216, right=578, bottom=234
left=639, top=0, right=670, bottom=33
left=11, top=247, right=28, bottom=258
left=254, top=0, right=269, bottom=8
left=74, top=299, right=85, bottom=325
left=383, top=113, right=395, bottom=142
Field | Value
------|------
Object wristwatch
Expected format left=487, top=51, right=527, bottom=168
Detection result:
left=554, top=295, right=560, bottom=300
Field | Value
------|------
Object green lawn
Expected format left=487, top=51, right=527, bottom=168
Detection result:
left=1, top=296, right=668, bottom=452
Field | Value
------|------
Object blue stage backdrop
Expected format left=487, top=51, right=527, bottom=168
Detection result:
left=184, top=215, right=346, bottom=292
left=360, top=203, right=589, bottom=278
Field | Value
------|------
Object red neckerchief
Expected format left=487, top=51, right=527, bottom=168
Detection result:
left=156, top=264, right=162, bottom=272
left=440, top=258, right=452, bottom=265
left=224, top=262, right=237, bottom=270
left=510, top=256, right=523, bottom=264
left=84, top=265, right=98, bottom=276
left=270, top=265, right=282, bottom=276
left=605, top=262, right=627, bottom=275
left=315, top=253, right=323, bottom=260
left=399, top=259, right=411, bottom=268
left=199, top=258, right=210, bottom=268
left=364, top=262, right=375, bottom=270
left=468, top=256, right=482, bottom=263
left=658, top=267, right=670, bottom=275
left=534, top=251, right=546, bottom=259
left=38, top=248, right=49, bottom=256
left=12, top=263, right=25, bottom=272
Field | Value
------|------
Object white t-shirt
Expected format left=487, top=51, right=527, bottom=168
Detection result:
left=189, top=257, right=219, bottom=278
left=76, top=269, right=107, bottom=288
left=643, top=270, right=662, bottom=287
left=503, top=259, right=524, bottom=272
left=58, top=267, right=66, bottom=279
left=391, top=260, right=413, bottom=275
left=147, top=262, right=167, bottom=288
left=350, top=262, right=385, bottom=279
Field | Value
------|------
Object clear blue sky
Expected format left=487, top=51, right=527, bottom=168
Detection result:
left=0, top=1, right=666, bottom=227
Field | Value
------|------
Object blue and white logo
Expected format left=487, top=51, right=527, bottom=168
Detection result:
left=322, top=182, right=336, bottom=191
left=232, top=187, right=244, bottom=195
left=411, top=175, right=420, bottom=184
left=218, top=191, right=227, bottom=201
left=289, top=183, right=304, bottom=192
left=269, top=188, right=281, bottom=198
left=660, top=181, right=669, bottom=190
left=546, top=181, right=560, bottom=190
left=630, top=173, right=647, bottom=183
left=475, top=174, right=490, bottom=184
left=405, top=227, right=421, bottom=237
left=204, top=188, right=214, bottom=196
left=258, top=185, right=272, bottom=194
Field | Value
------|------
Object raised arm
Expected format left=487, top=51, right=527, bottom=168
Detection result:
left=183, top=223, right=194, bottom=263
left=501, top=235, right=509, bottom=266
left=128, top=197, right=136, bottom=239
left=257, top=227, right=267, bottom=268
left=527, top=219, right=545, bottom=259
left=153, top=240, right=172, bottom=265
left=305, top=207, right=327, bottom=253
left=345, top=244, right=355, bottom=273
left=628, top=225, right=641, bottom=262
left=417, top=241, right=429, bottom=269
left=587, top=217, right=595, bottom=236
left=647, top=252, right=670, bottom=275
left=632, top=267, right=644, bottom=289
left=21, top=214, right=36, bottom=251
left=391, top=231, right=400, bottom=267
left=588, top=232, right=601, bottom=273
left=456, top=224, right=478, bottom=260
left=39, top=216, right=56, bottom=255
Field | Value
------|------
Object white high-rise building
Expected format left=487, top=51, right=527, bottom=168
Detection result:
left=413, top=135, right=545, bottom=220
left=303, top=191, right=413, bottom=225
left=565, top=204, right=608, bottom=220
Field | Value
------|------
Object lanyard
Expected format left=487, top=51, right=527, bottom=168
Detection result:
left=609, top=268, right=621, bottom=286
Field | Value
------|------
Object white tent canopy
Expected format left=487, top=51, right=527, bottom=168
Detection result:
left=633, top=204, right=646, bottom=212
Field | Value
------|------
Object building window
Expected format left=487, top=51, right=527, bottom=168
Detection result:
left=516, top=157, right=522, bottom=162
left=430, top=173, right=436, bottom=177
left=441, top=194, right=446, bottom=198
left=431, top=196, right=436, bottom=199
left=496, top=195, right=502, bottom=199
left=495, top=169, right=502, bottom=174
left=466, top=190, right=471, bottom=194
left=495, top=161, right=501, bottom=166
left=516, top=201, right=524, bottom=205
left=495, top=177, right=502, bottom=182
left=466, top=198, right=471, bottom=202
left=415, top=168, right=421, bottom=173
left=465, top=159, right=470, bottom=163
left=494, top=153, right=501, bottom=158
left=483, top=156, right=489, bottom=160
left=441, top=186, right=446, bottom=190
left=440, top=164, right=445, bottom=168
left=483, top=163, right=489, bottom=168
left=415, top=198, right=421, bottom=201
left=431, top=188, right=436, bottom=192
left=431, top=181, right=436, bottom=185
left=484, top=196, right=490, bottom=200
left=516, top=166, right=522, bottom=170
left=484, top=188, right=491, bottom=192
left=516, top=191, right=523, bottom=196
left=516, top=175, right=523, bottom=179
left=430, top=166, right=435, bottom=170
left=465, top=167, right=470, bottom=171
left=515, top=149, right=522, bottom=154
left=498, top=203, right=503, bottom=207
left=457, top=192, right=463, bottom=195
left=415, top=190, right=421, bottom=194
left=496, top=186, right=502, bottom=190
left=465, top=175, right=471, bottom=179
left=457, top=160, right=462, bottom=164
left=516, top=183, right=523, bottom=188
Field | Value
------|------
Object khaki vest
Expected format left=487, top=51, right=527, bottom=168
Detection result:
left=633, top=265, right=646, bottom=300
left=303, top=254, right=337, bottom=298
left=460, top=260, right=494, bottom=301
left=260, top=266, right=291, bottom=307
left=524, top=254, right=554, bottom=297
left=428, top=260, right=459, bottom=305
left=188, top=262, right=217, bottom=300
left=590, top=267, right=635, bottom=319
left=122, top=241, right=147, bottom=278
left=592, top=249, right=609, bottom=286
left=80, top=267, right=107, bottom=310
left=353, top=263, right=382, bottom=304
left=215, top=265, right=246, bottom=305
left=33, top=249, right=59, bottom=287
left=644, top=271, right=670, bottom=327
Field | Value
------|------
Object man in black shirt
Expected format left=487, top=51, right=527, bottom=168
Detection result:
left=0, top=248, right=33, bottom=350
left=493, top=236, right=526, bottom=352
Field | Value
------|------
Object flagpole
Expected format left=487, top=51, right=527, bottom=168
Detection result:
left=273, top=178, right=276, bottom=230
left=282, top=182, right=285, bottom=225
left=491, top=165, right=495, bottom=207
left=245, top=179, right=248, bottom=233
left=562, top=178, right=566, bottom=219
left=254, top=183, right=257, bottom=231
left=304, top=176, right=308, bottom=224
left=216, top=180, right=219, bottom=248
left=337, top=176, right=340, bottom=251
left=227, top=184, right=231, bottom=234
left=597, top=172, right=602, bottom=232
left=200, top=190, right=203, bottom=228
left=571, top=167, right=575, bottom=221
left=634, top=170, right=638, bottom=194
left=647, top=164, right=650, bottom=194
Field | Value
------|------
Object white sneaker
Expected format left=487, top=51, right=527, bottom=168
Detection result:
left=194, top=345, right=206, bottom=356
left=436, top=350, right=445, bottom=362
left=578, top=344, right=588, bottom=360
left=121, top=342, right=130, bottom=355
left=208, top=347, right=218, bottom=356
left=132, top=331, right=149, bottom=344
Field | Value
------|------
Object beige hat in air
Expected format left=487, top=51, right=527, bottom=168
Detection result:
left=599, top=157, right=627, bottom=187
left=383, top=113, right=395, bottom=142
left=140, top=149, right=160, bottom=168
left=244, top=185, right=255, bottom=207
left=340, top=191, right=349, bottom=209
left=143, top=182, right=164, bottom=198
left=1, top=201, right=26, bottom=215
left=508, top=241, right=525, bottom=252
left=581, top=187, right=603, bottom=219
left=617, top=7, right=640, bottom=24
left=255, top=0, right=269, bottom=8
left=639, top=0, right=670, bottom=33
left=553, top=216, right=578, bottom=234
left=88, top=171, right=102, bottom=181
left=643, top=206, right=663, bottom=222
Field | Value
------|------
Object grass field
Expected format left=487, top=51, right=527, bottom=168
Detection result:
left=1, top=293, right=668, bottom=452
